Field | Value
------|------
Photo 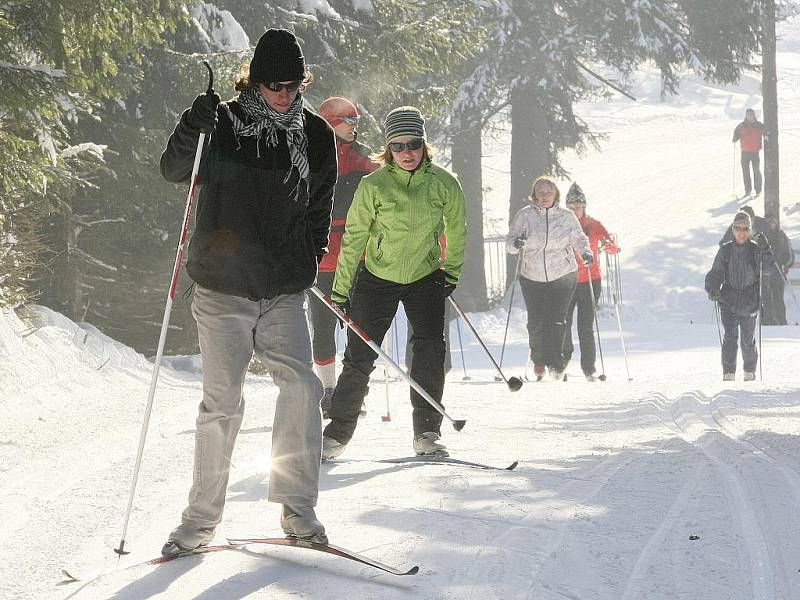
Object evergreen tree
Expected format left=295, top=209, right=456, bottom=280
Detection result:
left=0, top=1, right=185, bottom=315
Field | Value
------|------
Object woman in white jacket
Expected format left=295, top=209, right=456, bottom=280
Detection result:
left=506, top=176, right=591, bottom=381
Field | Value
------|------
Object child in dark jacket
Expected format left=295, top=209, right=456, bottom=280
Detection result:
left=705, top=211, right=771, bottom=381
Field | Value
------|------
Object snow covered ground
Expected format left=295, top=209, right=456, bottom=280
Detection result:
left=3, top=22, right=800, bottom=600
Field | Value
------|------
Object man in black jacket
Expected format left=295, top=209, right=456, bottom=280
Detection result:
left=159, top=29, right=337, bottom=555
left=706, top=211, right=771, bottom=381
left=719, top=206, right=791, bottom=325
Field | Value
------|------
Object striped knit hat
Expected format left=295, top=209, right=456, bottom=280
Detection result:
left=566, top=182, right=587, bottom=205
left=383, top=106, right=426, bottom=143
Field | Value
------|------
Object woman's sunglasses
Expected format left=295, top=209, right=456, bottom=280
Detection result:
left=264, top=80, right=303, bottom=92
left=338, top=116, right=360, bottom=125
left=388, top=138, right=424, bottom=153
left=733, top=225, right=750, bottom=232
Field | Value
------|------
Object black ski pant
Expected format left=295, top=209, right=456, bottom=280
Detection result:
left=563, top=279, right=601, bottom=375
left=406, top=305, right=452, bottom=374
left=308, top=271, right=338, bottom=364
left=741, top=151, right=762, bottom=195
left=324, top=269, right=446, bottom=445
left=720, top=305, right=757, bottom=373
left=519, top=272, right=577, bottom=371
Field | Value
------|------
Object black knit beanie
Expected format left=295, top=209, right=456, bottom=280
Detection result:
left=250, top=29, right=305, bottom=84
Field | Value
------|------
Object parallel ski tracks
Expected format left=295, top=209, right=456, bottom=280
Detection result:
left=643, top=391, right=800, bottom=600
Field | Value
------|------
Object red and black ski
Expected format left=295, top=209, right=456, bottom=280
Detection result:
left=227, top=537, right=419, bottom=576
left=378, top=455, right=519, bottom=471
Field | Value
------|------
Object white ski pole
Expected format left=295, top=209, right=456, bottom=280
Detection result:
left=114, top=61, right=214, bottom=557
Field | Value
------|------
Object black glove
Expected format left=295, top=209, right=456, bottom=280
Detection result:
left=435, top=269, right=457, bottom=297
left=331, top=295, right=350, bottom=328
left=187, top=92, right=220, bottom=132
left=513, top=236, right=526, bottom=250
left=708, top=290, right=721, bottom=302
left=581, top=252, right=594, bottom=266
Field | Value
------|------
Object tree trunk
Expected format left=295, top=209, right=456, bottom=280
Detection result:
left=508, top=81, right=550, bottom=283
left=762, top=0, right=780, bottom=225
left=451, top=107, right=488, bottom=311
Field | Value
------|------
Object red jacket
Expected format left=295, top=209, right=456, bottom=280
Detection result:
left=319, top=138, right=377, bottom=272
left=733, top=121, right=763, bottom=153
left=572, top=215, right=614, bottom=283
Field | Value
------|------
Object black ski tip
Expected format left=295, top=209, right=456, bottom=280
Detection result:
left=507, top=376, right=524, bottom=392
left=452, top=419, right=467, bottom=431
left=405, top=565, right=420, bottom=575
left=506, top=460, right=519, bottom=470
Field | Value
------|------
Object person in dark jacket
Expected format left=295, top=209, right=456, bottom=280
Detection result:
left=311, top=97, right=377, bottom=415
left=720, top=205, right=791, bottom=325
left=706, top=211, right=771, bottom=381
left=159, top=29, right=337, bottom=554
left=732, top=108, right=764, bottom=197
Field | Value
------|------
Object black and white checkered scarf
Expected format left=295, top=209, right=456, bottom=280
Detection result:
left=230, top=86, right=309, bottom=202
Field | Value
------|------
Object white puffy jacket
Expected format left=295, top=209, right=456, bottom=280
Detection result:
left=506, top=203, right=590, bottom=282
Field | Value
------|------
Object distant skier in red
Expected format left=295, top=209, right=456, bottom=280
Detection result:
left=562, top=183, right=617, bottom=381
left=732, top=108, right=764, bottom=197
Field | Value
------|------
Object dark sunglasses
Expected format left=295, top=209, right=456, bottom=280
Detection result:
left=388, top=138, right=424, bottom=152
left=264, top=80, right=303, bottom=92
left=338, top=116, right=360, bottom=125
left=733, top=225, right=750, bottom=232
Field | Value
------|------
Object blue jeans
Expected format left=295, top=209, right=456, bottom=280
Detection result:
left=181, top=286, right=322, bottom=530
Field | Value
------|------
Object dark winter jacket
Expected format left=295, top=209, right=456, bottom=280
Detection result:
left=732, top=120, right=763, bottom=153
left=319, top=137, right=377, bottom=273
left=719, top=217, right=792, bottom=274
left=705, top=240, right=768, bottom=316
left=160, top=99, right=337, bottom=300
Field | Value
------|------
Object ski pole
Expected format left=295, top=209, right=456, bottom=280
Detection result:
left=585, top=275, right=607, bottom=381
left=713, top=301, right=722, bottom=347
left=607, top=251, right=632, bottom=381
left=447, top=296, right=524, bottom=391
left=114, top=60, right=215, bottom=557
left=309, top=286, right=466, bottom=431
left=497, top=252, right=522, bottom=376
left=758, top=260, right=764, bottom=381
left=454, top=315, right=470, bottom=380
left=381, top=323, right=392, bottom=422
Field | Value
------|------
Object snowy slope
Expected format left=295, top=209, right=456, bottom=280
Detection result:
left=2, top=21, right=800, bottom=600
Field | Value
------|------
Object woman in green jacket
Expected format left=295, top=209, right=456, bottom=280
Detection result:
left=322, top=106, right=467, bottom=460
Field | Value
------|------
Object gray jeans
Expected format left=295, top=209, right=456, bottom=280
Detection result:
left=181, top=286, right=323, bottom=530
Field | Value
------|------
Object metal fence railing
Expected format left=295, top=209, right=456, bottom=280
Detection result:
left=484, top=234, right=508, bottom=304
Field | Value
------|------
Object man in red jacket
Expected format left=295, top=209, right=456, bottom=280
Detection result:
left=732, top=108, right=764, bottom=197
left=312, top=97, right=377, bottom=415
left=563, top=183, right=617, bottom=381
